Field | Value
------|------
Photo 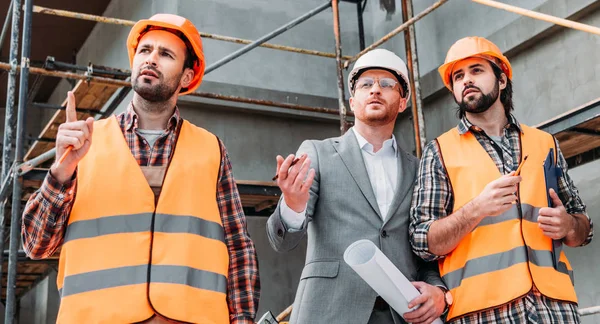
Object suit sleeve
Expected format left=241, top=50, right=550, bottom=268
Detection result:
left=267, top=140, right=320, bottom=253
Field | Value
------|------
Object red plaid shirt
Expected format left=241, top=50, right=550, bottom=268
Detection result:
left=22, top=104, right=260, bottom=323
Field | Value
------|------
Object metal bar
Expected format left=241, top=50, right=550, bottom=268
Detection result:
left=0, top=63, right=351, bottom=116
left=205, top=1, right=333, bottom=74
left=26, top=137, right=55, bottom=143
left=6, top=0, right=33, bottom=321
left=32, top=5, right=352, bottom=60
left=0, top=0, right=21, bottom=309
left=331, top=0, right=348, bottom=135
left=30, top=102, right=103, bottom=115
left=189, top=92, right=351, bottom=116
left=2, top=0, right=20, bottom=182
left=356, top=1, right=366, bottom=50
left=345, top=0, right=448, bottom=67
left=45, top=58, right=130, bottom=78
left=472, top=0, right=600, bottom=36
left=17, top=148, right=55, bottom=176
left=102, top=85, right=132, bottom=117
left=401, top=0, right=426, bottom=157
left=579, top=306, right=600, bottom=316
left=0, top=167, right=14, bottom=204
left=0, top=0, right=14, bottom=55
left=0, top=62, right=130, bottom=86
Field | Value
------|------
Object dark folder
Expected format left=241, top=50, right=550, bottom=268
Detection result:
left=542, top=148, right=563, bottom=269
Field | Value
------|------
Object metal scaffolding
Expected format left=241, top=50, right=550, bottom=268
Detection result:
left=2, top=0, right=600, bottom=322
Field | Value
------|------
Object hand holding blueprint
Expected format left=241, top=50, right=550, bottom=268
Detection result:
left=344, top=239, right=443, bottom=324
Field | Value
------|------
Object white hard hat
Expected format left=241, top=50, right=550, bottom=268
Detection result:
left=348, top=48, right=411, bottom=99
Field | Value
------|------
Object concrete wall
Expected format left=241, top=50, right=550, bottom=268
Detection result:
left=566, top=159, right=600, bottom=324
left=18, top=271, right=59, bottom=324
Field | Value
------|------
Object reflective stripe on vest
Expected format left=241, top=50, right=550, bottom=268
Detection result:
left=56, top=116, right=229, bottom=324
left=436, top=125, right=577, bottom=321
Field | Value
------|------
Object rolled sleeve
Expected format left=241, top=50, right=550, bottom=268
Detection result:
left=555, top=140, right=593, bottom=246
left=410, top=140, right=453, bottom=261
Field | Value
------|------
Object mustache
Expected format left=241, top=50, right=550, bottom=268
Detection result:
left=138, top=65, right=161, bottom=77
left=462, top=85, right=481, bottom=96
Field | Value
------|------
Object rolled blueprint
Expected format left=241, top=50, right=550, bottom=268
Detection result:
left=344, top=239, right=443, bottom=324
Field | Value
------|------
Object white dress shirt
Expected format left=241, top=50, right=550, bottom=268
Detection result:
left=281, top=128, right=398, bottom=229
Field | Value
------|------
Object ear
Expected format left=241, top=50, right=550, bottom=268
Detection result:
left=498, top=72, right=507, bottom=91
left=397, top=97, right=408, bottom=114
left=180, top=68, right=195, bottom=89
left=349, top=96, right=355, bottom=112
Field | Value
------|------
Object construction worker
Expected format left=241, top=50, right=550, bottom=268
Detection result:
left=410, top=36, right=594, bottom=323
left=21, top=14, right=259, bottom=324
left=267, top=49, right=448, bottom=324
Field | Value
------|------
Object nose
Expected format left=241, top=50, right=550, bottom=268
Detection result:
left=369, top=81, right=382, bottom=95
left=462, top=73, right=474, bottom=87
left=145, top=50, right=159, bottom=67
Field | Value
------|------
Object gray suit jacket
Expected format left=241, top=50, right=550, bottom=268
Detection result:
left=267, top=129, right=444, bottom=324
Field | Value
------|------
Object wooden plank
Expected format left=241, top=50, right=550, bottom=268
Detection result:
left=555, top=132, right=600, bottom=158
left=24, top=80, right=121, bottom=160
left=236, top=180, right=278, bottom=187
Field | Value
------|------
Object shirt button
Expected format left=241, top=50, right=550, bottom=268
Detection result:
left=58, top=194, right=64, bottom=199
left=381, top=230, right=388, bottom=238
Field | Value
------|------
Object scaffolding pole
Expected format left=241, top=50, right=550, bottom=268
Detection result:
left=332, top=0, right=348, bottom=134
left=472, top=0, right=600, bottom=36
left=32, top=5, right=353, bottom=60
left=401, top=0, right=426, bottom=158
left=344, top=0, right=448, bottom=67
left=0, top=0, right=21, bottom=308
left=0, top=62, right=351, bottom=117
left=5, top=0, right=32, bottom=321
left=205, top=1, right=333, bottom=74
left=0, top=0, right=14, bottom=54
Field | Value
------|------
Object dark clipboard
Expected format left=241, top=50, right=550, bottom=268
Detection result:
left=542, top=148, right=563, bottom=269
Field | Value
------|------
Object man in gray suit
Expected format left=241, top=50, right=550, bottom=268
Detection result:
left=267, top=49, right=449, bottom=324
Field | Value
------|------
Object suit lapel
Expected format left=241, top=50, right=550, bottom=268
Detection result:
left=333, top=129, right=382, bottom=218
left=383, top=150, right=416, bottom=226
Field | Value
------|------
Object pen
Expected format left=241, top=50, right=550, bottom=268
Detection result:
left=272, top=157, right=301, bottom=181
left=514, top=155, right=528, bottom=176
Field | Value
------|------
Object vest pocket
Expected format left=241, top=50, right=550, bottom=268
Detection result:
left=300, top=260, right=339, bottom=280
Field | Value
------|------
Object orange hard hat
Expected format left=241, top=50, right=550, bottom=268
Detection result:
left=127, top=14, right=205, bottom=96
left=438, top=36, right=512, bottom=91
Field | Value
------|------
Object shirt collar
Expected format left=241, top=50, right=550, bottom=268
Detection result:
left=457, top=113, right=522, bottom=135
left=352, top=127, right=397, bottom=155
left=125, top=103, right=181, bottom=132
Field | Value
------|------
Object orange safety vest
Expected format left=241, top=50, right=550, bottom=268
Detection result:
left=436, top=124, right=577, bottom=321
left=56, top=116, right=229, bottom=324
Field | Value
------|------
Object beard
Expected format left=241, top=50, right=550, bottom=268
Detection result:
left=132, top=66, right=182, bottom=104
left=358, top=98, right=401, bottom=126
left=456, top=82, right=500, bottom=116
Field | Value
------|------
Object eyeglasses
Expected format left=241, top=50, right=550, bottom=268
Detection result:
left=355, top=77, right=404, bottom=95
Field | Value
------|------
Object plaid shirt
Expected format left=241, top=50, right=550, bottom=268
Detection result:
left=409, top=114, right=592, bottom=323
left=22, top=104, right=260, bottom=323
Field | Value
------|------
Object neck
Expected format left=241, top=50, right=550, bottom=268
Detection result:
left=465, top=101, right=508, bottom=137
left=353, top=121, right=395, bottom=152
left=132, top=94, right=177, bottom=130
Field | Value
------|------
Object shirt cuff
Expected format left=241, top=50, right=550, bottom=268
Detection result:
left=280, top=196, right=307, bottom=230
left=40, top=169, right=76, bottom=204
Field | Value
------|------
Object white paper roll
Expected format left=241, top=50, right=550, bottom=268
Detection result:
left=344, top=239, right=443, bottom=324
